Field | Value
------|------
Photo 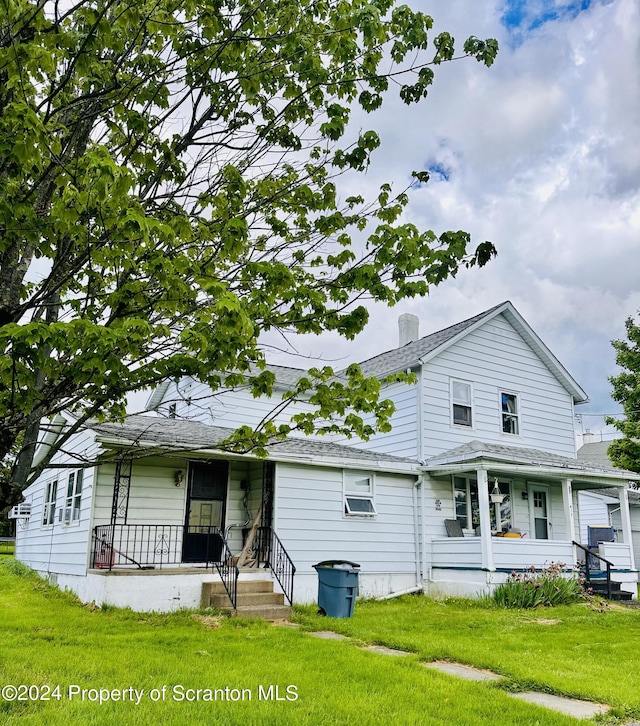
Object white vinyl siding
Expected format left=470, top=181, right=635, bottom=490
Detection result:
left=421, top=314, right=577, bottom=458
left=331, top=378, right=419, bottom=457
left=274, top=462, right=416, bottom=577
left=154, top=377, right=318, bottom=436
left=17, top=429, right=97, bottom=576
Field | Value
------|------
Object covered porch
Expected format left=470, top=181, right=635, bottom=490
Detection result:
left=88, top=415, right=297, bottom=610
left=422, top=441, right=639, bottom=598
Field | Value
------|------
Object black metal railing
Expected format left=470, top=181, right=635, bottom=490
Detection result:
left=214, top=537, right=239, bottom=609
left=254, top=526, right=296, bottom=606
left=91, top=524, right=221, bottom=570
left=90, top=523, right=295, bottom=607
left=572, top=540, right=614, bottom=599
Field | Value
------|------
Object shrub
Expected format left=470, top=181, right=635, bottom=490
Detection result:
left=492, top=563, right=584, bottom=608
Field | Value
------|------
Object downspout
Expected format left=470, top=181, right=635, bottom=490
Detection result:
left=413, top=474, right=424, bottom=589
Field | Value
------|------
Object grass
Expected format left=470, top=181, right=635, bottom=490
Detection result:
left=0, top=559, right=638, bottom=725
left=295, top=595, right=640, bottom=715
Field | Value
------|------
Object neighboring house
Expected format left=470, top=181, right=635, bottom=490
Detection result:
left=11, top=301, right=640, bottom=611
left=577, top=440, right=640, bottom=575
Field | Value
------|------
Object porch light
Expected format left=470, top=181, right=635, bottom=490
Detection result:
left=174, top=470, right=184, bottom=487
left=490, top=478, right=505, bottom=504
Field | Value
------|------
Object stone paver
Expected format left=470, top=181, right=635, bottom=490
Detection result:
left=308, top=631, right=347, bottom=640
left=511, top=692, right=609, bottom=719
left=423, top=661, right=503, bottom=682
left=303, top=634, right=613, bottom=721
left=363, top=645, right=410, bottom=657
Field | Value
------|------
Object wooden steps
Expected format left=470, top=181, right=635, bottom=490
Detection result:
left=586, top=578, right=633, bottom=601
left=201, top=580, right=292, bottom=620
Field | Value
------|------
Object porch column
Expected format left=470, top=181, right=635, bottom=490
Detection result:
left=561, top=478, right=575, bottom=543
left=477, top=468, right=494, bottom=571
left=617, top=485, right=636, bottom=571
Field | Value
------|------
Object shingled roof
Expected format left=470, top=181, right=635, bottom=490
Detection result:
left=147, top=300, right=588, bottom=408
left=352, top=303, right=505, bottom=378
left=91, top=415, right=418, bottom=469
left=423, top=440, right=637, bottom=480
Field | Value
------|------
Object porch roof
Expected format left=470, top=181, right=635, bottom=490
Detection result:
left=92, top=415, right=419, bottom=473
left=422, top=440, right=638, bottom=486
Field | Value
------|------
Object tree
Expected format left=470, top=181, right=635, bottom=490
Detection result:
left=0, top=0, right=498, bottom=500
left=607, top=315, right=640, bottom=475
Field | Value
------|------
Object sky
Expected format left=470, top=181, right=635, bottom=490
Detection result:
left=259, top=0, right=640, bottom=444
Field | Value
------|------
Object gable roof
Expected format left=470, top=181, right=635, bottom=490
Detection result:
left=577, top=441, right=615, bottom=468
left=91, top=415, right=419, bottom=472
left=146, top=300, right=589, bottom=409
left=351, top=301, right=588, bottom=404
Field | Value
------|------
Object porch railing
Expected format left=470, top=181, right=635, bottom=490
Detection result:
left=90, top=523, right=295, bottom=607
left=572, top=540, right=613, bottom=599
left=91, top=524, right=221, bottom=570
left=254, top=526, right=296, bottom=606
left=214, top=537, right=239, bottom=609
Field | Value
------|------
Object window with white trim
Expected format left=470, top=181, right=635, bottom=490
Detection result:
left=42, top=479, right=58, bottom=527
left=63, top=470, right=83, bottom=524
left=344, top=472, right=377, bottom=517
left=453, top=476, right=478, bottom=530
left=451, top=380, right=473, bottom=427
left=500, top=391, right=520, bottom=435
left=453, top=476, right=513, bottom=533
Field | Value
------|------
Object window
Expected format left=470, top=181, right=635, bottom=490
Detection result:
left=490, top=480, right=512, bottom=532
left=42, top=479, right=58, bottom=527
left=453, top=477, right=513, bottom=532
left=453, top=476, right=478, bottom=530
left=500, top=392, right=520, bottom=435
left=63, top=470, right=83, bottom=524
left=344, top=472, right=377, bottom=517
left=451, top=380, right=473, bottom=427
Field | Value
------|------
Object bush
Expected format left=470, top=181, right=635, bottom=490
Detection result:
left=492, top=563, right=584, bottom=608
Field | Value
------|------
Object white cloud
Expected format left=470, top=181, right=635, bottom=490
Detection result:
left=260, top=0, right=640, bottom=436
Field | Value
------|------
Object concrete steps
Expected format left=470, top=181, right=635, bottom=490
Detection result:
left=201, top=580, right=291, bottom=620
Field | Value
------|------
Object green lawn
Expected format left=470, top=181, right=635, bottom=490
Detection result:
left=0, top=558, right=638, bottom=725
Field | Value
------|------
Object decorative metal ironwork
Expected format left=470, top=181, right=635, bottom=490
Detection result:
left=155, top=532, right=170, bottom=556
left=111, top=458, right=132, bottom=524
left=91, top=524, right=220, bottom=570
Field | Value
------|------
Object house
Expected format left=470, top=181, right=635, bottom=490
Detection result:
left=576, top=439, right=640, bottom=574
left=11, top=301, right=640, bottom=611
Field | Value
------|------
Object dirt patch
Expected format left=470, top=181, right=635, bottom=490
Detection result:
left=191, top=614, right=222, bottom=629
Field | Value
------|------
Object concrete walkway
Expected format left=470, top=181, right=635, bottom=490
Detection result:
left=303, top=627, right=612, bottom=721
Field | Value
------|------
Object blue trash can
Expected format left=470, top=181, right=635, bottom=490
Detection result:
left=313, top=560, right=360, bottom=618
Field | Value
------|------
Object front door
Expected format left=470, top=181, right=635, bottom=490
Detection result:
left=182, top=461, right=228, bottom=562
left=529, top=484, right=550, bottom=539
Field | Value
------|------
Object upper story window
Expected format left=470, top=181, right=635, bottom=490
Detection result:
left=451, top=380, right=473, bottom=427
left=63, top=470, right=84, bottom=524
left=344, top=472, right=377, bottom=517
left=500, top=392, right=520, bottom=435
left=42, top=479, right=58, bottom=527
